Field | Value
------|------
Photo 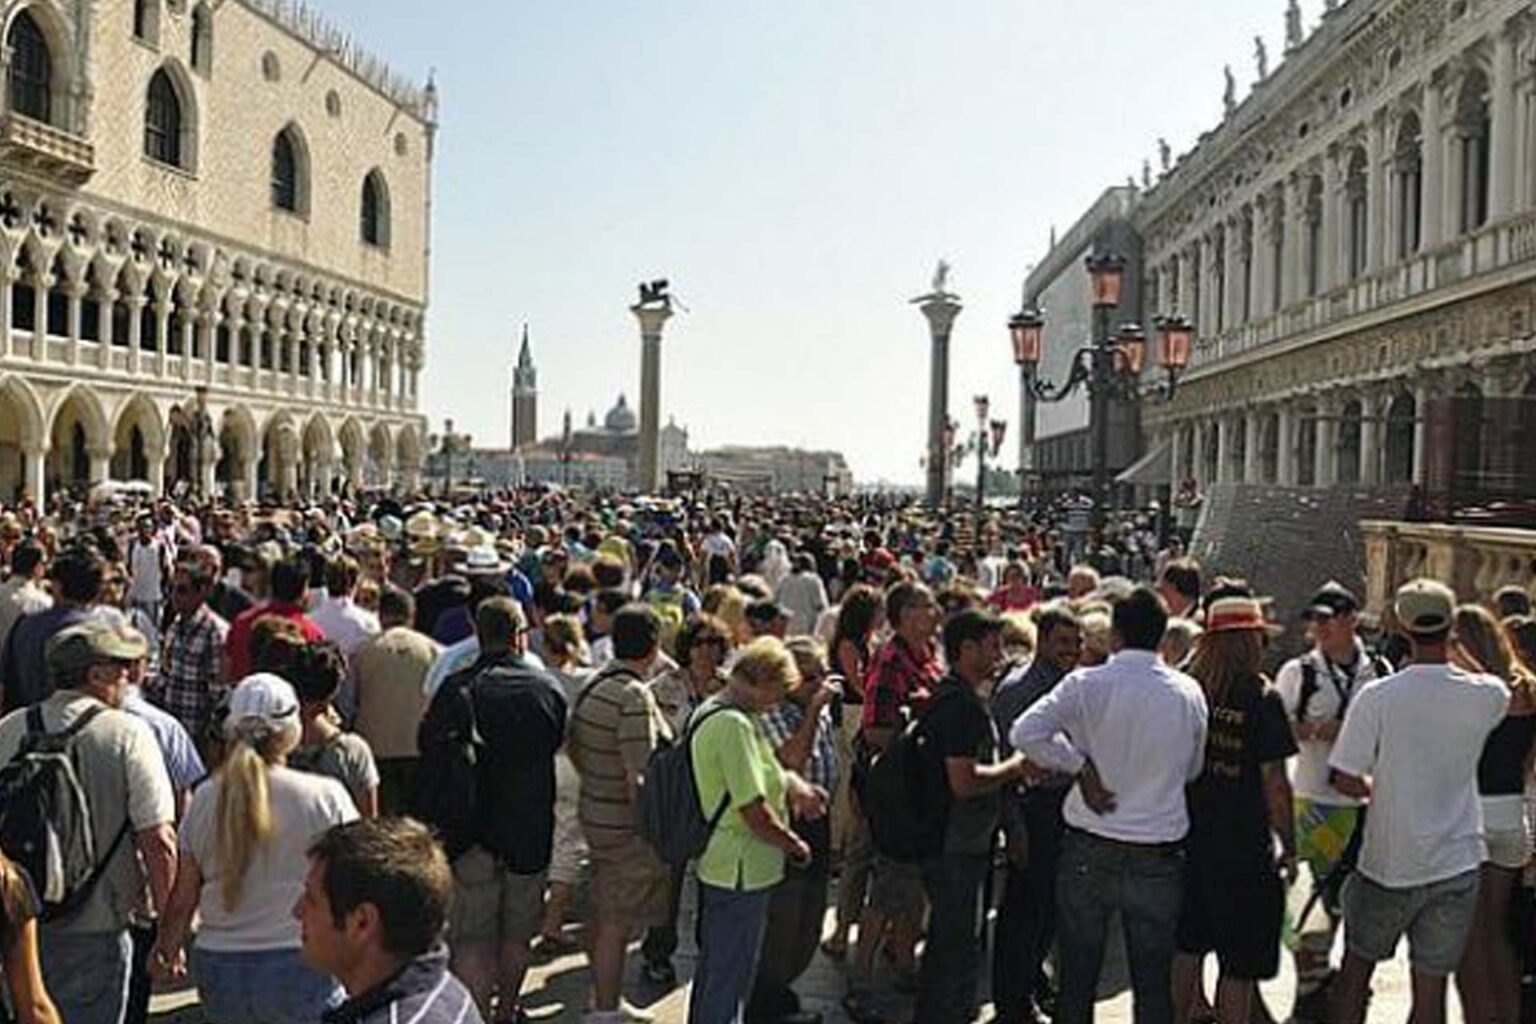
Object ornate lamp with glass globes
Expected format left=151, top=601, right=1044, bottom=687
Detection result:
left=1006, top=253, right=1193, bottom=527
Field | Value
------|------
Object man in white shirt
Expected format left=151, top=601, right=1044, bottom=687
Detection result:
left=774, top=554, right=828, bottom=637
left=1328, top=579, right=1509, bottom=1024
left=1272, top=580, right=1392, bottom=1021
left=311, top=555, right=380, bottom=718
left=1011, top=587, right=1207, bottom=1024
left=125, top=515, right=173, bottom=627
left=0, top=539, right=50, bottom=653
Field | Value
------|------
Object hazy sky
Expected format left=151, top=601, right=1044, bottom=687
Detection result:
left=330, top=0, right=1303, bottom=484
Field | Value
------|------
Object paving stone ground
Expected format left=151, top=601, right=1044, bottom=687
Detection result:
left=150, top=873, right=1444, bottom=1023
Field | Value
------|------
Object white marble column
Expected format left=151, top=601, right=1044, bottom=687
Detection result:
left=1491, top=27, right=1518, bottom=220
left=65, top=280, right=86, bottom=366
left=1412, top=381, right=1430, bottom=485
left=0, top=265, right=13, bottom=360
left=97, top=290, right=115, bottom=370
left=86, top=444, right=110, bottom=487
left=1314, top=398, right=1337, bottom=486
left=1423, top=72, right=1446, bottom=249
left=22, top=444, right=45, bottom=508
left=126, top=294, right=145, bottom=375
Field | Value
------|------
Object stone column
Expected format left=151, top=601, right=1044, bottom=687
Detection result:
left=178, top=313, right=194, bottom=381
left=198, top=439, right=219, bottom=500
left=154, top=297, right=171, bottom=377
left=25, top=267, right=46, bottom=360
left=915, top=292, right=961, bottom=507
left=1423, top=71, right=1446, bottom=248
left=1215, top=415, right=1233, bottom=483
left=242, top=449, right=259, bottom=502
left=97, top=290, right=115, bottom=370
left=1359, top=391, right=1381, bottom=486
left=126, top=294, right=145, bottom=375
left=1314, top=397, right=1337, bottom=486
left=1277, top=404, right=1297, bottom=485
left=1225, top=219, right=1245, bottom=329
left=0, top=264, right=12, bottom=360
left=1412, top=380, right=1430, bottom=485
left=1244, top=409, right=1262, bottom=482
left=86, top=444, right=110, bottom=487
left=65, top=280, right=86, bottom=366
left=1252, top=204, right=1273, bottom=316
left=1322, top=153, right=1342, bottom=292
left=1284, top=176, right=1304, bottom=306
left=1176, top=249, right=1194, bottom=318
left=146, top=444, right=166, bottom=496
left=1367, top=113, right=1388, bottom=271
left=1198, top=234, right=1216, bottom=334
left=22, top=444, right=45, bottom=508
left=632, top=301, right=676, bottom=495
left=1491, top=26, right=1518, bottom=220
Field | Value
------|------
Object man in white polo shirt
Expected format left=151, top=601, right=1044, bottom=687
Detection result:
left=1328, top=579, right=1509, bottom=1024
left=1011, top=587, right=1208, bottom=1024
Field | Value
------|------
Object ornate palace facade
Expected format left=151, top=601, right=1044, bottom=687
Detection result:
left=1139, top=0, right=1536, bottom=506
left=0, top=0, right=433, bottom=504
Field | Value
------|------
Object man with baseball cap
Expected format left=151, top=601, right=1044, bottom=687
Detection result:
left=0, top=621, right=176, bottom=1024
left=1272, top=580, right=1395, bottom=1021
left=1328, top=579, right=1509, bottom=1024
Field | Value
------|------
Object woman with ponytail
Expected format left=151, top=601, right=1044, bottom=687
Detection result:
left=152, top=674, right=357, bottom=1023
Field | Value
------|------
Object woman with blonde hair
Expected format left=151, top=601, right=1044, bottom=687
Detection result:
left=152, top=674, right=357, bottom=1023
left=687, top=637, right=827, bottom=1024
left=1452, top=603, right=1535, bottom=1024
left=703, top=584, right=751, bottom=645
left=1173, top=595, right=1296, bottom=1024
left=0, top=850, right=61, bottom=1024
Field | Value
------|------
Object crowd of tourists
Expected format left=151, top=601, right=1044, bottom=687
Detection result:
left=0, top=487, right=1527, bottom=1024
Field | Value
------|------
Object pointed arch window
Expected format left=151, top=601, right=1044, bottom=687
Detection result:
left=6, top=11, right=51, bottom=123
left=1457, top=70, right=1491, bottom=234
left=360, top=171, right=390, bottom=248
left=144, top=69, right=184, bottom=167
left=1304, top=175, right=1325, bottom=297
left=271, top=129, right=302, bottom=212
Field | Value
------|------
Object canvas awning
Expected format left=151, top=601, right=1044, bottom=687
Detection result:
left=1115, top=441, right=1171, bottom=487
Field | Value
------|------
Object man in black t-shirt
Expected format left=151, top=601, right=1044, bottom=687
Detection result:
left=915, top=610, right=1035, bottom=1024
left=418, top=597, right=567, bottom=1022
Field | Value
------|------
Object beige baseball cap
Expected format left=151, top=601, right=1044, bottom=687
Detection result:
left=1394, top=578, right=1456, bottom=636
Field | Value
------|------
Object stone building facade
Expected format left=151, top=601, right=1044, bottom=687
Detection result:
left=1137, top=0, right=1536, bottom=513
left=1021, top=187, right=1143, bottom=495
left=0, top=0, right=434, bottom=505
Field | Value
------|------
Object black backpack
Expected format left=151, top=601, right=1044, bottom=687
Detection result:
left=1294, top=653, right=1394, bottom=724
left=862, top=690, right=959, bottom=864
left=0, top=705, right=128, bottom=922
left=635, top=702, right=731, bottom=866
left=411, top=678, right=484, bottom=861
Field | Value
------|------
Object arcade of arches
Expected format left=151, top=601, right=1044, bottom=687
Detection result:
left=0, top=379, right=422, bottom=505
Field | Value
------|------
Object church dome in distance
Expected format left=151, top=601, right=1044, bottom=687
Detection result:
left=604, top=393, right=637, bottom=433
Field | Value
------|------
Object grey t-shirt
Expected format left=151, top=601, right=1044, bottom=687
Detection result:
left=0, top=692, right=175, bottom=934
left=289, top=731, right=380, bottom=808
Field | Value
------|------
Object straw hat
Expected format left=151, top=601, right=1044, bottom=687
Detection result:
left=1203, top=595, right=1284, bottom=637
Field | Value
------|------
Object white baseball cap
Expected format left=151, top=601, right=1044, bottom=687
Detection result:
left=226, top=673, right=300, bottom=735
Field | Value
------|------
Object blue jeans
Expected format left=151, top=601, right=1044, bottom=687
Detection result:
left=916, top=854, right=990, bottom=1024
left=39, top=928, right=132, bottom=1024
left=190, top=946, right=344, bottom=1024
left=1056, top=829, right=1185, bottom=1024
left=688, top=884, right=772, bottom=1024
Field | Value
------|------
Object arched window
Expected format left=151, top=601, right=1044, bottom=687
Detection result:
left=1457, top=69, right=1491, bottom=234
left=1385, top=392, right=1416, bottom=484
left=6, top=11, right=51, bottom=123
left=1346, top=147, right=1368, bottom=279
left=360, top=171, right=389, bottom=247
left=144, top=69, right=184, bottom=167
left=190, top=4, right=213, bottom=73
left=1395, top=113, right=1424, bottom=258
left=1337, top=400, right=1363, bottom=484
left=271, top=129, right=301, bottom=212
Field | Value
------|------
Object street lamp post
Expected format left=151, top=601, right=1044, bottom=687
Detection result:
left=1007, top=254, right=1192, bottom=529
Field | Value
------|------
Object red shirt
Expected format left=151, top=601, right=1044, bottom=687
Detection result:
left=988, top=585, right=1040, bottom=614
left=861, top=634, right=941, bottom=731
left=224, top=601, right=326, bottom=680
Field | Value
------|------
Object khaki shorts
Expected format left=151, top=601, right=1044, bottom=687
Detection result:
left=868, top=853, right=926, bottom=919
left=450, top=846, right=546, bottom=947
left=589, top=837, right=672, bottom=928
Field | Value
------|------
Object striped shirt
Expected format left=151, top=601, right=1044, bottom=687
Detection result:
left=322, top=947, right=481, bottom=1024
left=568, top=664, right=673, bottom=855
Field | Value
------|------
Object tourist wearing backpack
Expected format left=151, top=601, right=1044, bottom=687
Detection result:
left=567, top=604, right=674, bottom=1024
left=687, top=638, right=827, bottom=1024
left=915, top=609, right=1036, bottom=1024
left=1272, top=580, right=1391, bottom=1023
left=418, top=599, right=567, bottom=1023
left=0, top=621, right=176, bottom=1024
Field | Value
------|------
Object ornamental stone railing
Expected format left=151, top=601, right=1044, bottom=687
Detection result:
left=1362, top=520, right=1536, bottom=614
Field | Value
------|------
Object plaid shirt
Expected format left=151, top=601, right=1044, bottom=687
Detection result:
left=861, top=634, right=941, bottom=732
left=760, top=699, right=839, bottom=795
left=153, top=603, right=229, bottom=736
